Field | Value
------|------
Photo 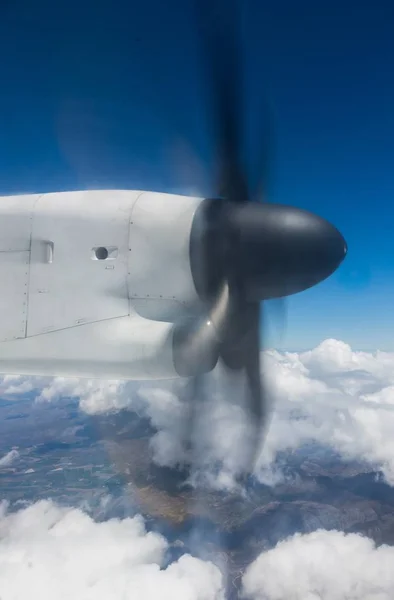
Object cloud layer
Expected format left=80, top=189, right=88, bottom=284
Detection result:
left=3, top=340, right=394, bottom=599
left=242, top=528, right=394, bottom=600
left=3, top=338, right=394, bottom=486
left=0, top=499, right=224, bottom=600
left=1, top=500, right=394, bottom=600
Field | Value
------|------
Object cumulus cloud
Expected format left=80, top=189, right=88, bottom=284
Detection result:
left=241, top=528, right=394, bottom=600
left=0, top=449, right=19, bottom=467
left=2, top=500, right=394, bottom=600
left=260, top=340, right=394, bottom=484
left=0, top=499, right=224, bottom=600
left=4, top=338, right=394, bottom=487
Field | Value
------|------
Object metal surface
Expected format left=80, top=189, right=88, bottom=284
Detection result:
left=0, top=313, right=179, bottom=380
left=0, top=190, right=207, bottom=379
left=127, top=191, right=201, bottom=320
left=0, top=251, right=30, bottom=343
left=27, top=190, right=137, bottom=337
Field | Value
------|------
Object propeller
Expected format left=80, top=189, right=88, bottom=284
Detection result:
left=172, top=0, right=347, bottom=485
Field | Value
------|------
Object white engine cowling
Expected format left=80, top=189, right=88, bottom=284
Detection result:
left=128, top=190, right=201, bottom=321
left=0, top=190, right=209, bottom=380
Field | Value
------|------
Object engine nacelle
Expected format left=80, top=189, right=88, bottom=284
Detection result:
left=128, top=191, right=201, bottom=321
left=0, top=190, right=206, bottom=380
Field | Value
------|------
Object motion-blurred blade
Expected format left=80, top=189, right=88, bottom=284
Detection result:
left=168, top=138, right=208, bottom=197
left=193, top=0, right=272, bottom=482
left=250, top=101, right=276, bottom=203
left=196, top=0, right=249, bottom=202
left=243, top=303, right=265, bottom=450
left=220, top=301, right=266, bottom=476
left=182, top=374, right=205, bottom=458
left=173, top=317, right=219, bottom=377
left=176, top=282, right=230, bottom=469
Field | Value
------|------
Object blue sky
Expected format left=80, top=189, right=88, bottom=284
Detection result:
left=0, top=0, right=393, bottom=350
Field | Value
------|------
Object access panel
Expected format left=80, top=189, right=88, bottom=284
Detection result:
left=27, top=191, right=134, bottom=337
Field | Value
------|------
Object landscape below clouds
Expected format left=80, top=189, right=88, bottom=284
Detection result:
left=3, top=338, right=394, bottom=486
left=2, top=338, right=394, bottom=599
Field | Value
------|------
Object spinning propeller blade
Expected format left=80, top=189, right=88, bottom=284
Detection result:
left=180, top=0, right=347, bottom=485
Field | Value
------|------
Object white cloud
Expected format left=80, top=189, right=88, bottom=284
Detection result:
left=241, top=528, right=394, bottom=600
left=0, top=449, right=19, bottom=467
left=2, top=500, right=394, bottom=600
left=4, top=339, right=394, bottom=487
left=0, top=499, right=224, bottom=600
left=4, top=341, right=394, bottom=599
left=259, top=340, right=394, bottom=484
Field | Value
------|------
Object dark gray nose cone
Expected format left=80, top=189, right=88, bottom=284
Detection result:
left=229, top=203, right=347, bottom=300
